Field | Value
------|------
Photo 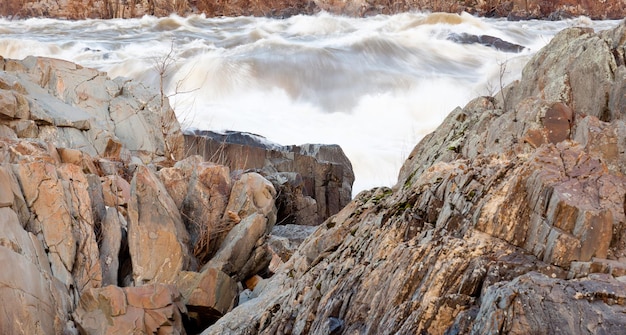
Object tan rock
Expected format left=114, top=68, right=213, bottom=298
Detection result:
left=58, top=163, right=103, bottom=293
left=224, top=172, right=276, bottom=223
left=74, top=284, right=186, bottom=335
left=0, top=208, right=72, bottom=335
left=128, top=165, right=191, bottom=285
left=0, top=89, right=29, bottom=119
left=14, top=160, right=76, bottom=287
left=204, top=22, right=626, bottom=335
left=0, top=56, right=184, bottom=163
left=176, top=267, right=238, bottom=332
left=57, top=147, right=99, bottom=175
left=182, top=162, right=231, bottom=264
left=205, top=213, right=271, bottom=281
left=184, top=131, right=354, bottom=226
left=0, top=165, right=14, bottom=207
left=101, top=174, right=131, bottom=208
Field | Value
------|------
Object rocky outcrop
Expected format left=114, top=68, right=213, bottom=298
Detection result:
left=202, top=22, right=626, bottom=335
left=0, top=56, right=183, bottom=164
left=4, top=0, right=626, bottom=19
left=185, top=130, right=354, bottom=226
left=0, top=55, right=353, bottom=334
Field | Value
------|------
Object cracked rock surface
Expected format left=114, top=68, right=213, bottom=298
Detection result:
left=203, top=22, right=626, bottom=335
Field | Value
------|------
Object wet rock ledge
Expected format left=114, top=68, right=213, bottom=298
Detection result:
left=0, top=55, right=353, bottom=334
left=202, top=20, right=626, bottom=335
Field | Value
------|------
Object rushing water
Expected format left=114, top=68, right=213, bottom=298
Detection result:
left=0, top=12, right=620, bottom=194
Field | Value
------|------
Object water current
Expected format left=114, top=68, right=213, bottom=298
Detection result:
left=0, top=12, right=619, bottom=194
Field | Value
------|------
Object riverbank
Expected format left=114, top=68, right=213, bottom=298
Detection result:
left=3, top=0, right=626, bottom=20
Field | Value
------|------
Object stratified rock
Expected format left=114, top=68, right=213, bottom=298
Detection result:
left=265, top=172, right=318, bottom=226
left=128, top=165, right=191, bottom=285
left=73, top=284, right=187, bottom=335
left=469, top=272, right=626, bottom=334
left=267, top=224, right=318, bottom=273
left=203, top=22, right=626, bottom=335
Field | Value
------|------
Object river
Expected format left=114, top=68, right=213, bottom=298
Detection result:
left=0, top=12, right=619, bottom=194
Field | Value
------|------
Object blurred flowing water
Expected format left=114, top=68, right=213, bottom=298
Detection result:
left=0, top=12, right=619, bottom=194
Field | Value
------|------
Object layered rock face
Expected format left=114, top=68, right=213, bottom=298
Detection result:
left=184, top=130, right=354, bottom=227
left=0, top=56, right=353, bottom=334
left=5, top=0, right=626, bottom=19
left=203, top=22, right=626, bottom=334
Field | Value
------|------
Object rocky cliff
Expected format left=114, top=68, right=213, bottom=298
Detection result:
left=3, top=0, right=626, bottom=20
left=0, top=55, right=353, bottom=334
left=201, top=20, right=626, bottom=335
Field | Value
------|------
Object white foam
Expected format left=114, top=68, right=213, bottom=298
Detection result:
left=0, top=13, right=620, bottom=196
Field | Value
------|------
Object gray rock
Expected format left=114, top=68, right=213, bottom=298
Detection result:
left=203, top=22, right=626, bottom=335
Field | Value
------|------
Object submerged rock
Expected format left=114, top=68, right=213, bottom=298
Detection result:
left=448, top=33, right=527, bottom=53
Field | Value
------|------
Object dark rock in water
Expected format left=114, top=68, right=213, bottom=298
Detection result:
left=189, top=129, right=283, bottom=150
left=184, top=129, right=354, bottom=226
left=202, top=21, right=626, bottom=335
left=448, top=33, right=526, bottom=53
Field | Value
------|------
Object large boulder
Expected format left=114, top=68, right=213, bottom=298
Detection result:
left=176, top=267, right=238, bottom=333
left=181, top=162, right=231, bottom=265
left=128, top=165, right=191, bottom=285
left=203, top=22, right=626, bottom=335
left=73, top=284, right=187, bottom=335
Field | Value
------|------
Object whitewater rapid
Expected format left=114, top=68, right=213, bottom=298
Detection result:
left=0, top=12, right=620, bottom=194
